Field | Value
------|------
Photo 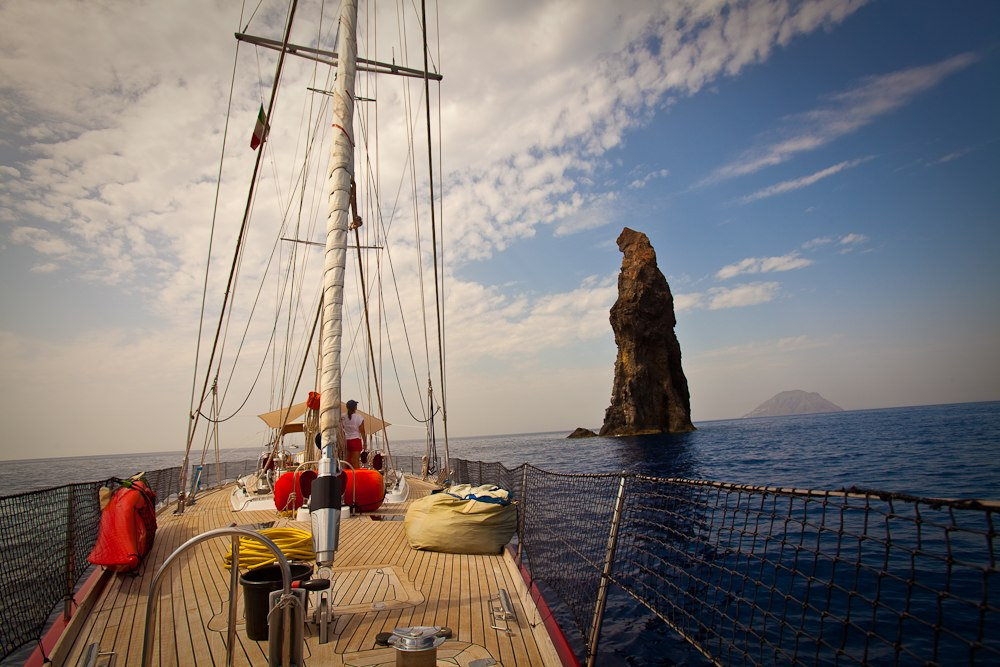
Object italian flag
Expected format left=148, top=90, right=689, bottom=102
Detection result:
left=250, top=105, right=268, bottom=150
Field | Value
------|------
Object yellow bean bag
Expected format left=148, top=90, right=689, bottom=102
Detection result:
left=404, top=484, right=517, bottom=554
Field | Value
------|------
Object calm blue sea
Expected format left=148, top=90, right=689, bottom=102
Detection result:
left=393, top=401, right=1000, bottom=499
left=6, top=402, right=998, bottom=499
left=2, top=401, right=998, bottom=664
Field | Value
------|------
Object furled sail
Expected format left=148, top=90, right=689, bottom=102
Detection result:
left=311, top=0, right=359, bottom=568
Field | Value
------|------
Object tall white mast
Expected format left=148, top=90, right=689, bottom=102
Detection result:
left=310, top=0, right=358, bottom=567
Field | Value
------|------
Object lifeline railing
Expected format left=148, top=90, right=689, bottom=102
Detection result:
left=0, top=458, right=258, bottom=662
left=2, top=455, right=996, bottom=665
left=428, top=458, right=999, bottom=667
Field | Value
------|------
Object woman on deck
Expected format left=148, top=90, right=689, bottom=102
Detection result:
left=342, top=399, right=366, bottom=471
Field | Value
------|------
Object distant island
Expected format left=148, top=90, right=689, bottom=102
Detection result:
left=743, top=390, right=843, bottom=418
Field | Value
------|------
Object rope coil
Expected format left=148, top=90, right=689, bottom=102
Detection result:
left=223, top=527, right=315, bottom=570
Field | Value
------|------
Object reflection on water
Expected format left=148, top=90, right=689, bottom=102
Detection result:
left=613, top=431, right=699, bottom=478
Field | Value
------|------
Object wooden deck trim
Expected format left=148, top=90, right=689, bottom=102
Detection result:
left=507, top=545, right=581, bottom=667
left=30, top=565, right=111, bottom=667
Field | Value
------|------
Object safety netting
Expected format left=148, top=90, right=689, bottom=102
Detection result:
left=3, top=455, right=996, bottom=665
left=188, top=458, right=260, bottom=492
left=442, top=459, right=999, bottom=666
left=611, top=477, right=999, bottom=665
left=0, top=459, right=256, bottom=661
left=0, top=481, right=105, bottom=661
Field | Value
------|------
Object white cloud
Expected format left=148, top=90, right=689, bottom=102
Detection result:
left=676, top=281, right=781, bottom=311
left=0, top=166, right=21, bottom=179
left=802, top=236, right=834, bottom=250
left=408, top=0, right=870, bottom=263
left=716, top=252, right=812, bottom=280
left=628, top=168, right=669, bottom=189
left=9, top=226, right=73, bottom=257
left=929, top=148, right=973, bottom=165
left=839, top=233, right=868, bottom=245
left=0, top=0, right=873, bottom=284
left=673, top=292, right=704, bottom=312
left=837, top=232, right=870, bottom=254
left=740, top=156, right=874, bottom=203
left=698, top=335, right=831, bottom=360
left=552, top=192, right=619, bottom=237
left=0, top=0, right=876, bottom=452
left=706, top=52, right=979, bottom=183
left=707, top=282, right=780, bottom=309
left=443, top=276, right=618, bottom=365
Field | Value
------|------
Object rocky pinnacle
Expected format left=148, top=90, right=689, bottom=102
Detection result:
left=600, top=227, right=695, bottom=436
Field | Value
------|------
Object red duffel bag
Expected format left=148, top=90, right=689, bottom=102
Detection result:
left=88, top=475, right=157, bottom=573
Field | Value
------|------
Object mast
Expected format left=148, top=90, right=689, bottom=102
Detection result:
left=310, top=0, right=358, bottom=567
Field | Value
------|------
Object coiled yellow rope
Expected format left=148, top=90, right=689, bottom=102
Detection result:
left=223, top=527, right=314, bottom=570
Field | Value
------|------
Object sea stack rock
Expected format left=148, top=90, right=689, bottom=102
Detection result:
left=600, top=228, right=695, bottom=436
left=567, top=427, right=598, bottom=439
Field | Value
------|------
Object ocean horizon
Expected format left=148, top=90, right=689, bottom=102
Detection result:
left=3, top=400, right=998, bottom=501
left=4, top=398, right=996, bottom=464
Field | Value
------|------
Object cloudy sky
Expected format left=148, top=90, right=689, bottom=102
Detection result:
left=1, top=0, right=998, bottom=459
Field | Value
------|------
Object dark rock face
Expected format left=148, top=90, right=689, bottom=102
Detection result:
left=743, top=390, right=843, bottom=418
left=567, top=427, right=598, bottom=439
left=600, top=228, right=694, bottom=436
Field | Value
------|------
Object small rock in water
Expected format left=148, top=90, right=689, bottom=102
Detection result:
left=567, top=427, right=598, bottom=438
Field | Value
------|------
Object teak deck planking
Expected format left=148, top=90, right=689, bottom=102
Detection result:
left=56, top=476, right=563, bottom=666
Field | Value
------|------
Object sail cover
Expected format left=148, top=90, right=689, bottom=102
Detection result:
left=258, top=401, right=389, bottom=434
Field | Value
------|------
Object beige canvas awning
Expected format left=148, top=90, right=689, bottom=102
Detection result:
left=257, top=401, right=390, bottom=434
left=258, top=402, right=309, bottom=429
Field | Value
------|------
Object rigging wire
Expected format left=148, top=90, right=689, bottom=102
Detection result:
left=367, top=0, right=387, bottom=457
left=356, top=90, right=432, bottom=422
left=186, top=0, right=248, bottom=480
left=274, top=0, right=332, bottom=430
left=242, top=0, right=267, bottom=33
left=420, top=0, right=450, bottom=471
left=395, top=1, right=438, bottom=469
left=432, top=0, right=448, bottom=463
left=398, top=0, right=438, bottom=469
left=349, top=17, right=432, bottom=424
left=396, top=0, right=434, bottom=387
left=211, top=73, right=335, bottom=423
left=179, top=0, right=300, bottom=511
left=261, top=21, right=340, bottom=458
left=390, top=0, right=441, bottom=465
left=208, top=119, right=324, bottom=424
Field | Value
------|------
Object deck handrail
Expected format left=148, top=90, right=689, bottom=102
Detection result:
left=140, top=527, right=293, bottom=667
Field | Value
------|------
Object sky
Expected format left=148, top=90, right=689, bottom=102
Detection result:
left=1, top=0, right=998, bottom=459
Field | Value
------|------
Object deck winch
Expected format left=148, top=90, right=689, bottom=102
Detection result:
left=377, top=626, right=451, bottom=667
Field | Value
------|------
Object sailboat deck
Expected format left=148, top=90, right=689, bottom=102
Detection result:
left=58, top=477, right=562, bottom=666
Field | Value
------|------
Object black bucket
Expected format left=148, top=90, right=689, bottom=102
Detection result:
left=239, top=563, right=313, bottom=640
